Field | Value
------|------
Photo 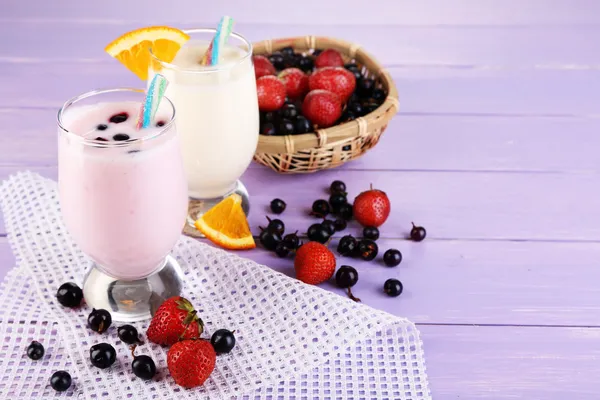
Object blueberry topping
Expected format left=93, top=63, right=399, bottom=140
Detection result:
left=94, top=137, right=109, bottom=142
left=109, top=112, right=129, bottom=124
left=96, top=124, right=108, bottom=131
left=112, top=133, right=130, bottom=141
left=156, top=121, right=166, bottom=127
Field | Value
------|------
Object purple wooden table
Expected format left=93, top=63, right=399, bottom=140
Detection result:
left=2, top=1, right=600, bottom=398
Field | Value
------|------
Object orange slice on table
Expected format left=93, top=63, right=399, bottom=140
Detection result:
left=105, top=26, right=190, bottom=80
left=194, top=194, right=256, bottom=250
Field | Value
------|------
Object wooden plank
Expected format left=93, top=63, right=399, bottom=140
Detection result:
left=2, top=22, right=600, bottom=67
left=2, top=166, right=600, bottom=242
left=420, top=324, right=600, bottom=399
left=1, top=63, right=599, bottom=116
left=2, top=232, right=600, bottom=325
left=4, top=0, right=600, bottom=25
left=3, top=109, right=600, bottom=174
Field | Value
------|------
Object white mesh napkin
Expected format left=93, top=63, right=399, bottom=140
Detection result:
left=0, top=172, right=430, bottom=400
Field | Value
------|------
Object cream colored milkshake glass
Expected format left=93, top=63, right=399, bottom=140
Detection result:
left=149, top=29, right=259, bottom=237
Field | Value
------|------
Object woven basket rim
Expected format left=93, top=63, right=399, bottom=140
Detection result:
left=253, top=35, right=399, bottom=155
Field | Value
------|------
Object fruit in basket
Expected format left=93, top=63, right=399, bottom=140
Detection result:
left=294, top=242, right=336, bottom=285
left=147, top=296, right=204, bottom=346
left=257, top=75, right=287, bottom=112
left=353, top=186, right=391, bottom=227
left=294, top=116, right=312, bottom=134
left=268, top=52, right=286, bottom=70
left=194, top=194, right=256, bottom=250
left=279, top=68, right=309, bottom=99
left=278, top=118, right=295, bottom=135
left=357, top=78, right=376, bottom=98
left=303, top=90, right=342, bottom=128
left=167, top=339, right=216, bottom=388
left=253, top=55, right=276, bottom=78
left=308, top=67, right=356, bottom=102
left=315, top=49, right=344, bottom=68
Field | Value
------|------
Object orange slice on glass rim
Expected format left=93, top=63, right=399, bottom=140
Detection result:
left=105, top=26, right=190, bottom=80
left=194, top=194, right=256, bottom=250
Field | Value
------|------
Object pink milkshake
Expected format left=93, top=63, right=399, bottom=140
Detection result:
left=58, top=89, right=188, bottom=281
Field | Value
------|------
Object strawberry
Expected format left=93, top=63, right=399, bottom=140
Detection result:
left=308, top=67, right=356, bottom=102
left=302, top=90, right=342, bottom=128
left=353, top=186, right=391, bottom=228
left=278, top=68, right=309, bottom=99
left=167, top=339, right=216, bottom=388
left=314, top=49, right=344, bottom=68
left=257, top=75, right=286, bottom=112
left=253, top=55, right=276, bottom=79
left=147, top=296, right=204, bottom=346
left=294, top=242, right=336, bottom=285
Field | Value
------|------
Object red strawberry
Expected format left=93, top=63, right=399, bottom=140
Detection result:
left=308, top=67, right=356, bottom=102
left=353, top=186, right=391, bottom=227
left=278, top=68, right=309, bottom=99
left=257, top=75, right=286, bottom=112
left=302, top=90, right=342, bottom=128
left=253, top=55, right=276, bottom=79
left=294, top=242, right=336, bottom=285
left=147, top=296, right=204, bottom=346
left=315, top=49, right=344, bottom=68
left=167, top=339, right=216, bottom=388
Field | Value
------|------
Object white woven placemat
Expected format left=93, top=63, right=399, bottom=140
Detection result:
left=0, top=171, right=431, bottom=399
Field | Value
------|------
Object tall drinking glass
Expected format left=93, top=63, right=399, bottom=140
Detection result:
left=57, top=88, right=188, bottom=321
left=149, top=29, right=259, bottom=237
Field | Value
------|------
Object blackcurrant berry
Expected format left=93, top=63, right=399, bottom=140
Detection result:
left=294, top=116, right=312, bottom=134
left=26, top=341, right=44, bottom=360
left=263, top=216, right=285, bottom=236
left=130, top=345, right=156, bottom=380
left=211, top=329, right=236, bottom=354
left=275, top=242, right=290, bottom=258
left=56, top=282, right=83, bottom=308
left=90, top=343, right=116, bottom=369
left=358, top=78, right=375, bottom=97
left=259, top=230, right=282, bottom=251
left=50, top=371, right=71, bottom=392
left=410, top=222, right=427, bottom=242
left=337, top=235, right=357, bottom=256
left=117, top=325, right=140, bottom=344
left=336, top=265, right=360, bottom=302
left=87, top=309, right=112, bottom=333
left=270, top=198, right=286, bottom=214
left=307, top=223, right=331, bottom=244
left=330, top=180, right=346, bottom=194
left=311, top=199, right=330, bottom=217
left=363, top=226, right=380, bottom=241
left=383, top=249, right=402, bottom=267
left=321, top=219, right=336, bottom=235
left=329, top=193, right=347, bottom=213
left=357, top=239, right=378, bottom=261
left=281, top=46, right=295, bottom=57
left=283, top=231, right=300, bottom=250
left=338, top=203, right=353, bottom=220
left=333, top=219, right=347, bottom=232
left=384, top=279, right=403, bottom=297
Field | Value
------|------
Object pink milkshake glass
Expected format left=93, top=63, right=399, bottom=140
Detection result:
left=57, top=88, right=188, bottom=322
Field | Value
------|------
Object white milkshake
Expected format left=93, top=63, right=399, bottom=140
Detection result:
left=150, top=30, right=259, bottom=204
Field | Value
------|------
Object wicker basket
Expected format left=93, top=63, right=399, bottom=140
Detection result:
left=252, top=36, right=399, bottom=174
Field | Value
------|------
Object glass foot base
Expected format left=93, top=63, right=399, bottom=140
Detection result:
left=82, top=255, right=184, bottom=322
left=183, top=180, right=250, bottom=238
